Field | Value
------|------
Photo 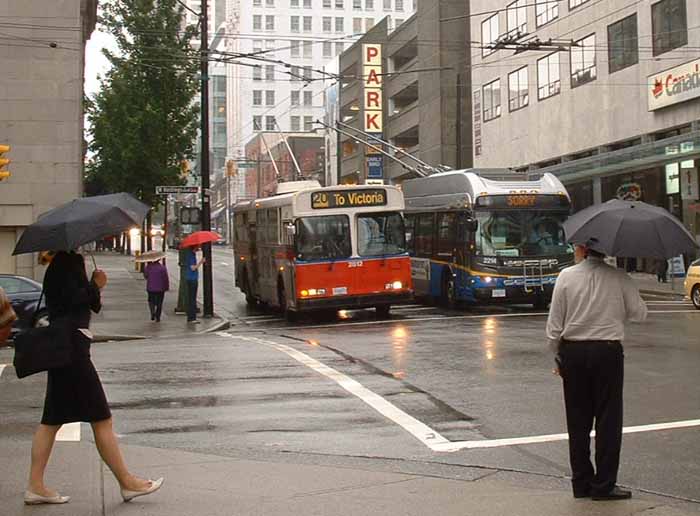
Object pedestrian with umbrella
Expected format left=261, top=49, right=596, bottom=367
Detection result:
left=179, top=231, right=219, bottom=324
left=546, top=199, right=698, bottom=501
left=138, top=251, right=169, bottom=322
left=12, top=193, right=164, bottom=505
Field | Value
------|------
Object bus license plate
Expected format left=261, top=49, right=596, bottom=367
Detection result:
left=492, top=289, right=506, bottom=298
left=333, top=287, right=348, bottom=296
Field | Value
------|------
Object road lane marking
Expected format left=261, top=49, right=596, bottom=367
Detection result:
left=56, top=422, right=81, bottom=442
left=435, top=419, right=700, bottom=452
left=0, top=364, right=6, bottom=378
left=218, top=332, right=452, bottom=451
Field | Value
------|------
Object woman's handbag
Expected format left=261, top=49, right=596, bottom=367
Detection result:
left=12, top=291, right=74, bottom=379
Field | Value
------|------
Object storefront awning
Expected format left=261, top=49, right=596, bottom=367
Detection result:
left=210, top=206, right=226, bottom=219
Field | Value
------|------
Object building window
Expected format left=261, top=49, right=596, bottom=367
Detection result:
left=290, top=40, right=300, bottom=57
left=396, top=0, right=403, bottom=10
left=291, top=90, right=300, bottom=106
left=291, top=65, right=301, bottom=81
left=304, top=0, right=312, bottom=6
left=353, top=17, right=363, bottom=33
left=571, top=34, right=596, bottom=88
left=304, top=90, right=313, bottom=105
left=291, top=116, right=301, bottom=131
left=303, top=16, right=312, bottom=32
left=266, top=0, right=275, bottom=6
left=266, top=65, right=275, bottom=80
left=266, top=15, right=275, bottom=30
left=366, top=18, right=375, bottom=30
left=537, top=52, right=560, bottom=100
left=353, top=0, right=362, bottom=9
left=335, top=0, right=343, bottom=7
left=569, top=0, right=590, bottom=8
left=652, top=0, right=687, bottom=56
left=481, top=13, right=499, bottom=57
left=253, top=14, right=262, bottom=31
left=535, top=0, right=558, bottom=27
left=335, top=17, right=344, bottom=32
left=253, top=67, right=262, bottom=81
left=291, top=16, right=300, bottom=32
left=266, top=90, right=275, bottom=106
left=265, top=39, right=276, bottom=54
left=323, top=41, right=332, bottom=56
left=291, top=0, right=299, bottom=6
left=253, top=116, right=262, bottom=130
left=303, top=66, right=313, bottom=80
left=506, top=0, right=527, bottom=37
left=303, top=40, right=313, bottom=57
left=323, top=0, right=331, bottom=6
left=253, top=90, right=263, bottom=105
left=483, top=79, right=501, bottom=121
left=323, top=16, right=332, bottom=32
left=253, top=40, right=263, bottom=54
left=365, top=0, right=374, bottom=8
left=335, top=41, right=344, bottom=55
left=608, top=14, right=638, bottom=73
left=508, top=66, right=528, bottom=111
left=253, top=0, right=261, bottom=5
left=266, top=116, right=276, bottom=131
left=304, top=116, right=314, bottom=131
left=383, top=0, right=391, bottom=10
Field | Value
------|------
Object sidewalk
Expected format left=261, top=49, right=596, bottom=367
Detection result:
left=0, top=440, right=697, bottom=516
left=88, top=252, right=228, bottom=341
left=628, top=272, right=687, bottom=299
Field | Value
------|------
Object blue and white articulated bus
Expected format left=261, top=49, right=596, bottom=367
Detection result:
left=401, top=169, right=574, bottom=308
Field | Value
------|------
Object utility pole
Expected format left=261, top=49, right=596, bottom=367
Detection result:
left=200, top=0, right=214, bottom=318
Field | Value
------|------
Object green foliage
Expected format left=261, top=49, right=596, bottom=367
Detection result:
left=86, top=0, right=200, bottom=207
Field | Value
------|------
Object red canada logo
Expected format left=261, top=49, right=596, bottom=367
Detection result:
left=652, top=78, right=664, bottom=98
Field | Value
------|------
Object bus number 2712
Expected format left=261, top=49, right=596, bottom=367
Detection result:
left=348, top=261, right=364, bottom=268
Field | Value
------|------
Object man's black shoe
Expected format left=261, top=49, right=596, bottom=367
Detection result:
left=573, top=489, right=591, bottom=499
left=591, top=487, right=632, bottom=501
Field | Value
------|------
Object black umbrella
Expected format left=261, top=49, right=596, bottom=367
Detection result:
left=13, top=193, right=150, bottom=255
left=563, top=199, right=698, bottom=259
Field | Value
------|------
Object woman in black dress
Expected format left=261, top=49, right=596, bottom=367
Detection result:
left=25, top=251, right=163, bottom=505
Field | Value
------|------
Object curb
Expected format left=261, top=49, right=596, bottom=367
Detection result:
left=92, top=315, right=229, bottom=342
left=639, top=289, right=686, bottom=300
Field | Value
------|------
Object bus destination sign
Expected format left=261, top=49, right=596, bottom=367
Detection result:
left=476, top=194, right=570, bottom=209
left=311, top=189, right=387, bottom=209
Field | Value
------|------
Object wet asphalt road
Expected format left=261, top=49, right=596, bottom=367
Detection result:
left=1, top=249, right=699, bottom=505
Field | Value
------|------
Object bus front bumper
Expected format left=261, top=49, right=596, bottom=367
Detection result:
left=472, top=284, right=554, bottom=303
left=295, top=291, right=413, bottom=311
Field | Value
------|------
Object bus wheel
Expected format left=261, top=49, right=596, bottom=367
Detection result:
left=375, top=305, right=391, bottom=319
left=278, top=281, right=298, bottom=322
left=441, top=271, right=456, bottom=308
left=533, top=294, right=548, bottom=310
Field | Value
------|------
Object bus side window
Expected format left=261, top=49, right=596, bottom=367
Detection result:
left=258, top=210, right=267, bottom=244
left=415, top=213, right=434, bottom=258
left=267, top=209, right=279, bottom=244
left=404, top=214, right=416, bottom=254
left=437, top=213, right=457, bottom=257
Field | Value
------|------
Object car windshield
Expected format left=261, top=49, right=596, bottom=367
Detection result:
left=357, top=212, right=406, bottom=257
left=296, top=215, right=351, bottom=261
left=475, top=210, right=573, bottom=258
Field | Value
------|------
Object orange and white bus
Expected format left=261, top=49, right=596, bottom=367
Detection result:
left=233, top=181, right=412, bottom=320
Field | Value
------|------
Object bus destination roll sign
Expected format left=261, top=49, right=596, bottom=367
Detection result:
left=311, top=189, right=387, bottom=209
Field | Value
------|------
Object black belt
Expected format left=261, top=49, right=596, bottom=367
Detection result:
left=561, top=339, right=621, bottom=346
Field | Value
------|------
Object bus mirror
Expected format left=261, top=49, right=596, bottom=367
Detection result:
left=286, top=224, right=296, bottom=237
left=466, top=219, right=478, bottom=233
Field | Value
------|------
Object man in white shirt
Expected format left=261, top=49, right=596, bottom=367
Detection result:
left=546, top=243, right=647, bottom=501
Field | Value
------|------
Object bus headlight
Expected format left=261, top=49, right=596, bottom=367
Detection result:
left=301, top=289, right=326, bottom=297
left=385, top=281, right=403, bottom=290
left=484, top=276, right=493, bottom=284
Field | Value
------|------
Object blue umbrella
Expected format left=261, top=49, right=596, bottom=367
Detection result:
left=563, top=199, right=698, bottom=259
left=13, top=193, right=149, bottom=255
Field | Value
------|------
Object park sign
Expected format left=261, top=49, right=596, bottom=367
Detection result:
left=363, top=44, right=383, bottom=133
left=155, top=185, right=200, bottom=195
left=648, top=57, right=700, bottom=111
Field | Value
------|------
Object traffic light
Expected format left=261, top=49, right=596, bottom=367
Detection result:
left=0, top=145, right=10, bottom=181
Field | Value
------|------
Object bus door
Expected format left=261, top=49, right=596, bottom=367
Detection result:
left=411, top=213, right=434, bottom=296
left=247, top=213, right=259, bottom=296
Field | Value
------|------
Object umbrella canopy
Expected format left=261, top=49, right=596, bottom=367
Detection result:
left=13, top=193, right=149, bottom=255
left=179, top=231, right=221, bottom=249
left=563, top=199, right=698, bottom=259
left=135, top=250, right=166, bottom=263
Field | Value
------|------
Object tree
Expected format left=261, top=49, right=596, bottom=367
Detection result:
left=86, top=0, right=200, bottom=246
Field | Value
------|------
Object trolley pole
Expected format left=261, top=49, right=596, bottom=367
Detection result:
left=200, top=0, right=214, bottom=317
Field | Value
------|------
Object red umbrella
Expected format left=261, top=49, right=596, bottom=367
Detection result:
left=179, top=231, right=221, bottom=249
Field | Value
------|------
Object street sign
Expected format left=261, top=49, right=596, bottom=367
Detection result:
left=235, top=161, right=256, bottom=169
left=156, top=185, right=200, bottom=195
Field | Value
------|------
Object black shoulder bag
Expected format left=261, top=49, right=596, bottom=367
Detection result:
left=12, top=290, right=74, bottom=379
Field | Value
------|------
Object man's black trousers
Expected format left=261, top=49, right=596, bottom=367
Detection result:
left=559, top=340, right=624, bottom=497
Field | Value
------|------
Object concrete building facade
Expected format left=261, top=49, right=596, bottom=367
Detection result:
left=337, top=0, right=472, bottom=185
left=470, top=0, right=700, bottom=248
left=225, top=0, right=416, bottom=196
left=0, top=0, right=97, bottom=278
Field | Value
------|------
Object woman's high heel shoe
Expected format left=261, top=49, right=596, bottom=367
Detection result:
left=120, top=478, right=164, bottom=502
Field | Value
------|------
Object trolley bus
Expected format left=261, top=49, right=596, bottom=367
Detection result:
left=402, top=169, right=574, bottom=308
left=233, top=181, right=412, bottom=319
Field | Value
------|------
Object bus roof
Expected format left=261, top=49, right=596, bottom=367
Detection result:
left=402, top=169, right=568, bottom=211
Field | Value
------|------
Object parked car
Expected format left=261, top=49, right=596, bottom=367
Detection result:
left=0, top=274, right=48, bottom=340
left=684, top=258, right=700, bottom=309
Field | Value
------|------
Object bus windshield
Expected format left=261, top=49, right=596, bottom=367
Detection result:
left=357, top=212, right=406, bottom=257
left=475, top=210, right=573, bottom=258
left=296, top=215, right=352, bottom=261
